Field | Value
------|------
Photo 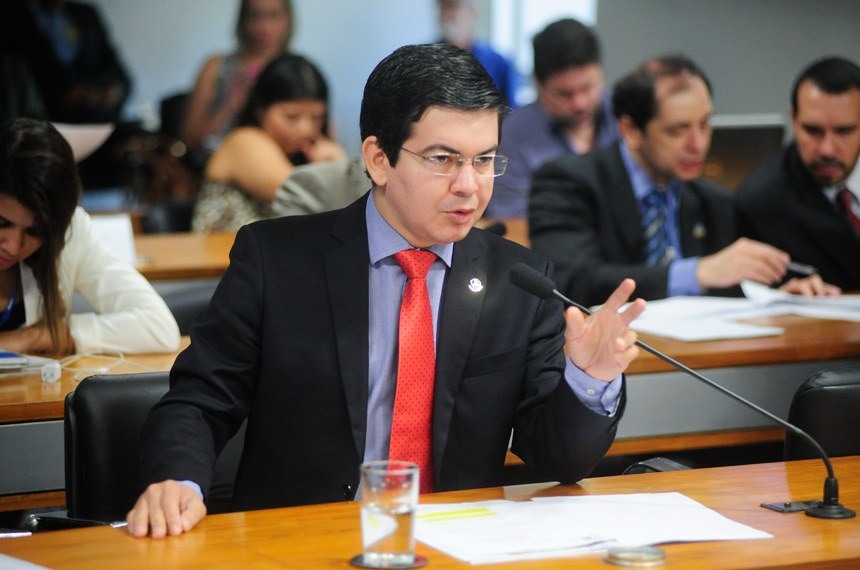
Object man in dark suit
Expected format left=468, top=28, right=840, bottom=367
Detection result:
left=0, top=0, right=130, bottom=124
left=127, top=43, right=646, bottom=538
left=735, top=57, right=860, bottom=292
left=529, top=55, right=833, bottom=308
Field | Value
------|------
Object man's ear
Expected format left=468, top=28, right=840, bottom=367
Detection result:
left=617, top=115, right=644, bottom=151
left=362, top=136, right=388, bottom=188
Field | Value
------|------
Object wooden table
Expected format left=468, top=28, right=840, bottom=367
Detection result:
left=482, top=215, right=860, bottom=456
left=133, top=222, right=521, bottom=283
left=0, top=339, right=189, bottom=512
left=2, top=457, right=858, bottom=568
left=134, top=232, right=235, bottom=281
left=607, top=313, right=860, bottom=458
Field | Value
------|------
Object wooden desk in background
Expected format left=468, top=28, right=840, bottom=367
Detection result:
left=611, top=313, right=860, bottom=456
left=483, top=217, right=860, bottom=455
left=134, top=231, right=235, bottom=281
left=2, top=457, right=858, bottom=568
left=131, top=221, right=520, bottom=283
left=0, top=339, right=189, bottom=513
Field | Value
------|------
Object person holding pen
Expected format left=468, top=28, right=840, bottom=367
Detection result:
left=735, top=56, right=860, bottom=292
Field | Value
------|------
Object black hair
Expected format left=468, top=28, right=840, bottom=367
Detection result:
left=359, top=43, right=508, bottom=166
left=790, top=56, right=860, bottom=111
left=612, top=54, right=713, bottom=131
left=0, top=118, right=80, bottom=347
left=236, top=53, right=330, bottom=128
left=532, top=18, right=600, bottom=83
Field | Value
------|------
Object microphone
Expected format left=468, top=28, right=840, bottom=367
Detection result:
left=509, top=262, right=855, bottom=520
left=482, top=220, right=507, bottom=237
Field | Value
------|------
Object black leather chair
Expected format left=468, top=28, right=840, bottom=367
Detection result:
left=28, top=372, right=244, bottom=530
left=784, top=363, right=860, bottom=460
left=159, top=281, right=217, bottom=335
left=140, top=199, right=195, bottom=233
left=158, top=92, right=188, bottom=142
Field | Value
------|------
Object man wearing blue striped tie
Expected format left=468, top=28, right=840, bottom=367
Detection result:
left=529, top=54, right=838, bottom=307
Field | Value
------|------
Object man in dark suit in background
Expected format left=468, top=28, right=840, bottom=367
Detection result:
left=0, top=0, right=135, bottom=190
left=735, top=57, right=860, bottom=291
left=126, top=43, right=646, bottom=538
left=488, top=18, right=618, bottom=219
left=0, top=0, right=130, bottom=124
left=529, top=54, right=835, bottom=308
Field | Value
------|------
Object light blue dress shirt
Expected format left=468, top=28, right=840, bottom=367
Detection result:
left=183, top=194, right=624, bottom=500
left=362, top=193, right=622, bottom=464
left=620, top=142, right=702, bottom=296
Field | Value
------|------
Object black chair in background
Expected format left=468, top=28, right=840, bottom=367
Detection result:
left=140, top=199, right=195, bottom=233
left=158, top=92, right=188, bottom=142
left=784, top=364, right=860, bottom=460
left=27, top=372, right=245, bottom=530
left=159, top=281, right=217, bottom=335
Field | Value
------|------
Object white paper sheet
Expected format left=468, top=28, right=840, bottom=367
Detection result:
left=624, top=282, right=860, bottom=341
left=632, top=317, right=784, bottom=341
left=89, top=214, right=137, bottom=265
left=415, top=492, right=771, bottom=565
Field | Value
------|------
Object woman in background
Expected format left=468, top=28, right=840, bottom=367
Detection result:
left=192, top=53, right=344, bottom=232
left=182, top=0, right=293, bottom=159
left=0, top=118, right=180, bottom=355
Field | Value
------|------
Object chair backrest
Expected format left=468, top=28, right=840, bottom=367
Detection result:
left=140, top=199, right=195, bottom=233
left=65, top=372, right=244, bottom=522
left=158, top=280, right=217, bottom=335
left=784, top=364, right=860, bottom=460
left=158, top=92, right=189, bottom=142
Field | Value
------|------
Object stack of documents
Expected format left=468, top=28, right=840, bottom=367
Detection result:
left=415, top=492, right=771, bottom=564
left=627, top=281, right=860, bottom=341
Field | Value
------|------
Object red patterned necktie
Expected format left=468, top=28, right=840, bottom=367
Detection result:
left=838, top=187, right=860, bottom=236
left=390, top=249, right=437, bottom=494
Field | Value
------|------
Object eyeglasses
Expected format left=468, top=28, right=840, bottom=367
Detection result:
left=400, top=147, right=509, bottom=177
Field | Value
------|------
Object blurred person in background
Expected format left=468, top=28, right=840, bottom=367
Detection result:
left=182, top=0, right=293, bottom=165
left=436, top=0, right=518, bottom=107
left=192, top=53, right=344, bottom=233
left=0, top=0, right=130, bottom=124
left=488, top=18, right=618, bottom=218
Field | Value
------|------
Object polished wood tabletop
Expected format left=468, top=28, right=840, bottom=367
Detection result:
left=134, top=231, right=235, bottom=281
left=2, top=457, right=858, bottom=569
left=0, top=337, right=189, bottom=425
left=631, top=312, right=860, bottom=374
left=482, top=217, right=860, bottom=374
left=2, top=318, right=857, bottom=425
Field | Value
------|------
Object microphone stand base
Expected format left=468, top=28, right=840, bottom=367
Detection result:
left=805, top=503, right=856, bottom=519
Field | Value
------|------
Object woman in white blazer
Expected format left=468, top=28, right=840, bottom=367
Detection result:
left=0, top=118, right=180, bottom=355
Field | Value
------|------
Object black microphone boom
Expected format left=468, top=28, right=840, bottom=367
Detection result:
left=509, top=262, right=855, bottom=520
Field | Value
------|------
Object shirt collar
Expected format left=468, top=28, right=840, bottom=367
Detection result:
left=366, top=190, right=453, bottom=267
left=620, top=141, right=681, bottom=200
left=820, top=162, right=860, bottom=203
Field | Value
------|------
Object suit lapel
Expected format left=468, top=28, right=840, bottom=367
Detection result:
left=433, top=233, right=486, bottom=476
left=792, top=167, right=860, bottom=283
left=326, top=195, right=371, bottom=461
left=677, top=182, right=708, bottom=256
left=603, top=146, right=644, bottom=259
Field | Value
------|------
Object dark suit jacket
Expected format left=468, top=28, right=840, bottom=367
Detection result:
left=0, top=1, right=130, bottom=123
left=140, top=194, right=623, bottom=512
left=529, top=143, right=738, bottom=307
left=735, top=143, right=860, bottom=291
